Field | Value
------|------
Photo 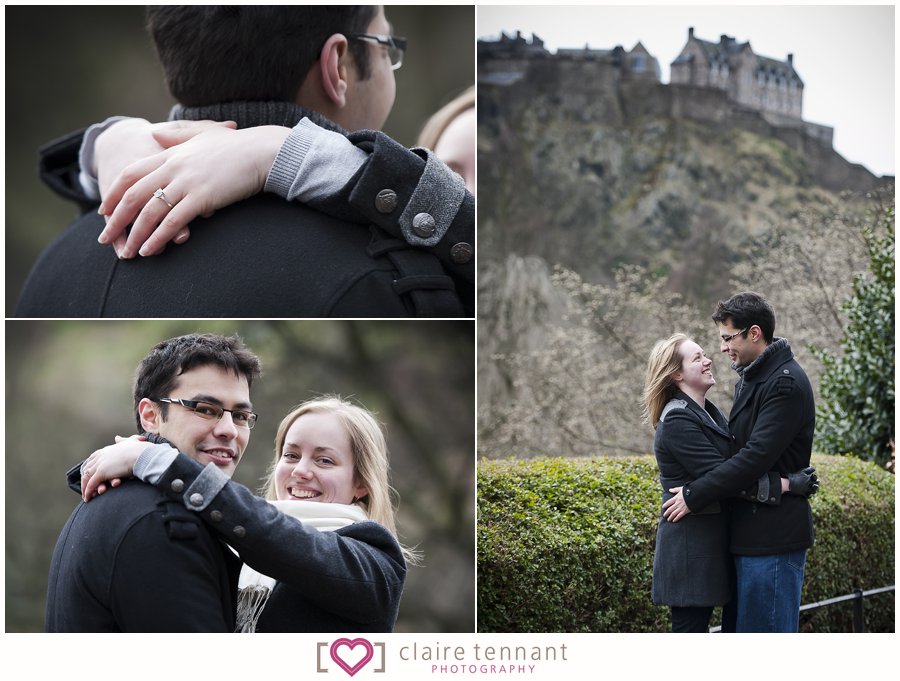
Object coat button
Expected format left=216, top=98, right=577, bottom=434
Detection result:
left=170, top=479, right=185, bottom=493
left=189, top=492, right=204, bottom=507
left=375, top=189, right=397, bottom=214
left=412, top=212, right=436, bottom=238
left=450, top=242, right=473, bottom=264
left=233, top=525, right=246, bottom=538
left=210, top=510, right=223, bottom=523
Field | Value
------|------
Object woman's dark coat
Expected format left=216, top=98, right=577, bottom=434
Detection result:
left=652, top=391, right=736, bottom=606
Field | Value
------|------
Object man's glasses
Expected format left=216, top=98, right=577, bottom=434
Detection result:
left=347, top=33, right=407, bottom=70
left=721, top=328, right=749, bottom=344
left=153, top=398, right=258, bottom=429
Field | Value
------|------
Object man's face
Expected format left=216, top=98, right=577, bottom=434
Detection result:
left=718, top=321, right=761, bottom=368
left=144, top=364, right=252, bottom=478
left=341, top=5, right=397, bottom=131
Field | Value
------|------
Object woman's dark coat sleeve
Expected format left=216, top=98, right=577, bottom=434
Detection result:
left=154, top=453, right=407, bottom=627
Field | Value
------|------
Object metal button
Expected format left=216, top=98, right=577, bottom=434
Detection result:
left=189, top=492, right=204, bottom=507
left=375, top=189, right=397, bottom=214
left=210, top=510, right=223, bottom=523
left=450, top=242, right=473, bottom=264
left=412, top=212, right=436, bottom=238
left=233, top=525, right=246, bottom=538
left=171, top=479, right=185, bottom=493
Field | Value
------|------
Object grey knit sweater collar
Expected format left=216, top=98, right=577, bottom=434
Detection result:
left=168, top=100, right=345, bottom=134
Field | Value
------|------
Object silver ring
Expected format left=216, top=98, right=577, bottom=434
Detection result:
left=152, top=188, right=175, bottom=208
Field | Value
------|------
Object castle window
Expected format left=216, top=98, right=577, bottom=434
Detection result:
left=631, top=53, right=646, bottom=72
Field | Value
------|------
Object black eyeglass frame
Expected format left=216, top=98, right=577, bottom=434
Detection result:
left=346, top=33, right=407, bottom=70
left=720, top=327, right=750, bottom=344
left=152, top=398, right=258, bottom=429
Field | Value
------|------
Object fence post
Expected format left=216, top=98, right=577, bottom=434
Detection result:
left=852, top=589, right=865, bottom=632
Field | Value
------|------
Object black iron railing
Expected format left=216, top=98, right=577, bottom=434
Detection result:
left=709, top=585, right=895, bottom=632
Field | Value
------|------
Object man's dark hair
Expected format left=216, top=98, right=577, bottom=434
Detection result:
left=133, top=333, right=262, bottom=432
left=712, top=291, right=776, bottom=343
left=146, top=5, right=378, bottom=107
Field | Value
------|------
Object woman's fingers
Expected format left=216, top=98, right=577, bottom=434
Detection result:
left=151, top=119, right=238, bottom=148
left=120, top=184, right=185, bottom=258
left=132, top=195, right=204, bottom=257
left=98, top=151, right=172, bottom=242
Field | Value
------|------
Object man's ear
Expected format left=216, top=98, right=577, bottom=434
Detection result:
left=318, top=33, right=350, bottom=109
left=137, top=398, right=163, bottom=434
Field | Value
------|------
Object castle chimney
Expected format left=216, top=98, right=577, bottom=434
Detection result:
left=688, top=27, right=694, bottom=39
left=787, top=53, right=793, bottom=65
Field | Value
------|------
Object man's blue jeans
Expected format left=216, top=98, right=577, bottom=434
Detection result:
left=725, top=550, right=807, bottom=632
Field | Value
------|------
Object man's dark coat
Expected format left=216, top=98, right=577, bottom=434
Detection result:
left=683, top=339, right=815, bottom=555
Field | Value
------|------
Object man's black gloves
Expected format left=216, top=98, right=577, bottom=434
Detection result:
left=787, top=466, right=819, bottom=497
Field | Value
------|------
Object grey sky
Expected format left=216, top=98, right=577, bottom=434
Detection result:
left=477, top=4, right=895, bottom=177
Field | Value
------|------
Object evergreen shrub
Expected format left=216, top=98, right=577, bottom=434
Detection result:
left=477, top=454, right=894, bottom=632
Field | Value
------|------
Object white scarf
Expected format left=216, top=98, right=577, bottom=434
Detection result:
left=235, top=500, right=368, bottom=633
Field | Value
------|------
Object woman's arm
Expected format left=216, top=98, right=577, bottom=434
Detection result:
left=658, top=410, right=785, bottom=508
left=88, top=118, right=474, bottom=283
left=124, top=447, right=406, bottom=624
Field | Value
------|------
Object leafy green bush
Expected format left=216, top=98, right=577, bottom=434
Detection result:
left=814, top=206, right=895, bottom=466
left=477, top=454, right=894, bottom=632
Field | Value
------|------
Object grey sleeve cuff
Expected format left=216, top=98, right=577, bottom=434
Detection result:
left=399, top=148, right=466, bottom=247
left=78, top=115, right=130, bottom=201
left=264, top=117, right=367, bottom=201
left=182, top=463, right=230, bottom=512
left=133, top=443, right=179, bottom=484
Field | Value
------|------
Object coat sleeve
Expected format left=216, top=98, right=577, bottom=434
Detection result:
left=683, top=377, right=805, bottom=511
left=661, top=411, right=783, bottom=506
left=38, top=128, right=97, bottom=212
left=341, top=130, right=474, bottom=286
left=156, top=453, right=406, bottom=625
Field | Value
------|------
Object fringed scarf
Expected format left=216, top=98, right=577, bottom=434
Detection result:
left=234, top=500, right=368, bottom=633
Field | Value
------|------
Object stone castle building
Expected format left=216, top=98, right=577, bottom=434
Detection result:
left=478, top=29, right=834, bottom=146
left=671, top=28, right=802, bottom=123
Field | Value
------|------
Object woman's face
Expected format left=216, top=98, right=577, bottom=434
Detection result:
left=434, top=107, right=476, bottom=194
left=274, top=411, right=367, bottom=504
left=675, top=340, right=716, bottom=394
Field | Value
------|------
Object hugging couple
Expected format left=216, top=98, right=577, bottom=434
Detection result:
left=643, top=291, right=818, bottom=633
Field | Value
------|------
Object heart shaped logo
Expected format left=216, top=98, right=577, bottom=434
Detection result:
left=330, top=638, right=374, bottom=677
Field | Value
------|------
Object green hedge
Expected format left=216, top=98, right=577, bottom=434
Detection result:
left=477, top=454, right=895, bottom=632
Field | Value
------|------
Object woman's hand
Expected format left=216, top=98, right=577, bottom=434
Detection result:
left=662, top=486, right=692, bottom=522
left=97, top=123, right=290, bottom=259
left=93, top=119, right=235, bottom=255
left=80, top=435, right=149, bottom=502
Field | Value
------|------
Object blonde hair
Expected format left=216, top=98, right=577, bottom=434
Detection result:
left=417, top=85, right=475, bottom=150
left=261, top=395, right=419, bottom=564
left=641, top=333, right=689, bottom=429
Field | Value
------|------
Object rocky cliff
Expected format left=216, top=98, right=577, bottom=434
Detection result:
left=478, top=73, right=890, bottom=303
